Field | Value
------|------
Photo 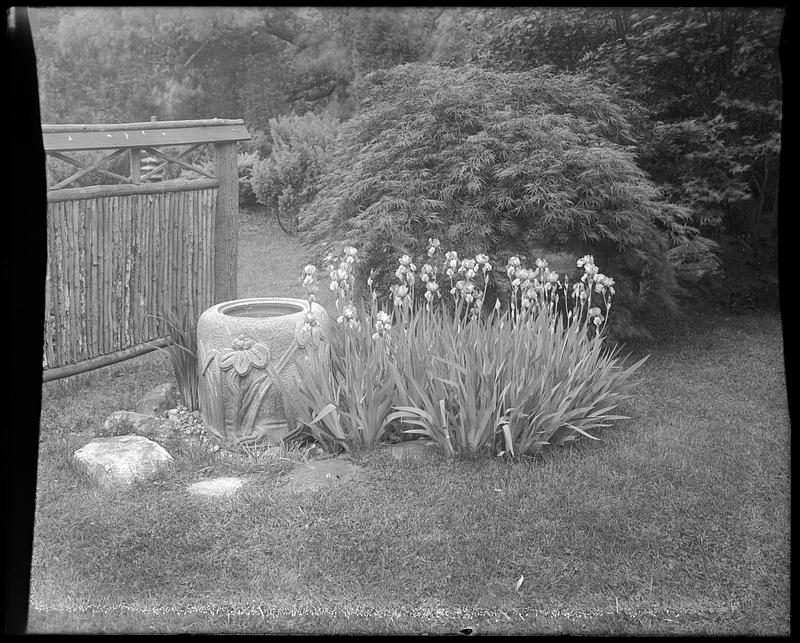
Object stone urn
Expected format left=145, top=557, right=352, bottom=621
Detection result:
left=196, top=297, right=329, bottom=447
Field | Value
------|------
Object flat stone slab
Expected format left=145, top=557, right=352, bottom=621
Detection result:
left=187, top=477, right=245, bottom=499
left=73, top=435, right=173, bottom=489
left=277, top=458, right=363, bottom=493
left=389, top=440, right=438, bottom=462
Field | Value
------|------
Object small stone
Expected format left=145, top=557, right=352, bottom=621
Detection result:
left=73, top=435, right=174, bottom=489
left=187, top=477, right=244, bottom=499
left=134, top=383, right=178, bottom=417
left=101, top=411, right=162, bottom=439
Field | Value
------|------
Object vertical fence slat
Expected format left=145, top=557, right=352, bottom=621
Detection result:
left=82, top=199, right=91, bottom=358
left=190, top=188, right=199, bottom=319
left=113, top=195, right=122, bottom=352
left=66, top=200, right=77, bottom=364
left=73, top=202, right=81, bottom=361
left=207, top=188, right=216, bottom=310
left=76, top=199, right=85, bottom=361
left=143, top=193, right=152, bottom=339
left=131, top=194, right=141, bottom=345
left=59, top=200, right=69, bottom=364
left=110, top=197, right=119, bottom=351
left=74, top=200, right=83, bottom=362
left=143, top=193, right=153, bottom=340
left=197, top=189, right=206, bottom=317
left=174, top=190, right=181, bottom=313
left=55, top=201, right=66, bottom=365
left=97, top=197, right=104, bottom=356
left=154, top=192, right=160, bottom=329
left=200, top=188, right=209, bottom=313
left=161, top=191, right=168, bottom=321
left=43, top=204, right=53, bottom=366
left=150, top=194, right=159, bottom=336
left=176, top=190, right=183, bottom=316
left=118, top=195, right=126, bottom=348
left=44, top=203, right=57, bottom=366
left=123, top=194, right=133, bottom=348
left=171, top=190, right=178, bottom=318
left=178, top=189, right=186, bottom=316
left=97, top=197, right=105, bottom=356
left=83, top=199, right=91, bottom=359
left=93, top=197, right=101, bottom=357
left=100, top=198, right=114, bottom=353
left=162, top=191, right=169, bottom=323
left=42, top=207, right=52, bottom=369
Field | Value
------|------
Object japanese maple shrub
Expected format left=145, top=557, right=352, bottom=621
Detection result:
left=299, top=63, right=714, bottom=340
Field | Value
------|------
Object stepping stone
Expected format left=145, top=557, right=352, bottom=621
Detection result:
left=277, top=458, right=363, bottom=493
left=187, top=477, right=245, bottom=499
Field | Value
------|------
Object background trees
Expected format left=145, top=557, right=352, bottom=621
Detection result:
left=430, top=7, right=783, bottom=305
left=30, top=7, right=444, bottom=141
left=30, top=6, right=783, bottom=331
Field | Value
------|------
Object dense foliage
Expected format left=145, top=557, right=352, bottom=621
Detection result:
left=250, top=112, right=339, bottom=229
left=300, top=64, right=711, bottom=338
left=30, top=7, right=443, bottom=139
left=30, top=7, right=782, bottom=316
left=293, top=246, right=646, bottom=457
left=430, top=7, right=783, bottom=304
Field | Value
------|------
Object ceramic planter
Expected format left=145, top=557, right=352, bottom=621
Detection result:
left=196, top=297, right=329, bottom=447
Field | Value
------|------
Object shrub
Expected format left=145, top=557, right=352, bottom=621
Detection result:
left=178, top=148, right=260, bottom=206
left=251, top=111, right=339, bottom=225
left=299, top=63, right=715, bottom=340
left=236, top=151, right=259, bottom=206
left=291, top=243, right=647, bottom=458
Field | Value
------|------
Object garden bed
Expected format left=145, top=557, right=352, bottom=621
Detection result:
left=29, top=213, right=789, bottom=634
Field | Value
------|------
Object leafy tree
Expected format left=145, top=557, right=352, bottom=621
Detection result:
left=431, top=8, right=783, bottom=302
left=300, top=64, right=709, bottom=339
left=29, top=7, right=445, bottom=132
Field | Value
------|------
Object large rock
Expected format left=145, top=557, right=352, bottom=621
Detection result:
left=134, top=383, right=178, bottom=417
left=73, top=435, right=174, bottom=489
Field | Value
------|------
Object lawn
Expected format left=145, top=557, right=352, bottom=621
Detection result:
left=27, top=209, right=790, bottom=634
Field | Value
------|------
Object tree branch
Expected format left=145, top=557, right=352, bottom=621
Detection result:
left=430, top=8, right=446, bottom=27
left=183, top=41, right=209, bottom=67
left=260, top=19, right=298, bottom=46
left=287, top=81, right=338, bottom=103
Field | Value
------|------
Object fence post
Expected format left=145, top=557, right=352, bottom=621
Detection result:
left=129, top=148, right=141, bottom=183
left=213, top=141, right=238, bottom=303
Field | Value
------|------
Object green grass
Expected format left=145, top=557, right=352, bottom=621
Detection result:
left=29, top=209, right=790, bottom=634
left=237, top=208, right=337, bottom=313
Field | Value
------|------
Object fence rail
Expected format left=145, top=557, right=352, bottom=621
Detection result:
left=42, top=119, right=249, bottom=381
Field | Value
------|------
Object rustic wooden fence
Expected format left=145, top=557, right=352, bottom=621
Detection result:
left=42, top=118, right=250, bottom=382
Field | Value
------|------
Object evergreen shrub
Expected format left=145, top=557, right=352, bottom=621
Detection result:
left=251, top=111, right=339, bottom=223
